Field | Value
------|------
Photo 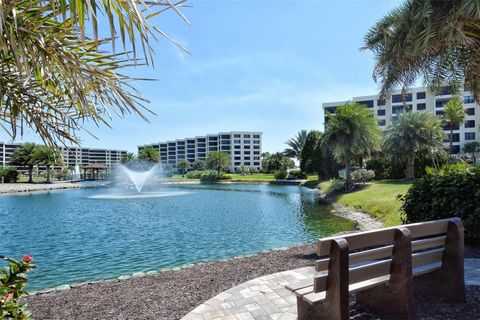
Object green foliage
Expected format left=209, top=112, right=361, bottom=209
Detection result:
left=463, top=141, right=480, bottom=163
left=248, top=167, right=259, bottom=174
left=236, top=165, right=249, bottom=175
left=138, top=147, right=160, bottom=163
left=32, top=146, right=63, bottom=183
left=177, top=160, right=190, bottom=174
left=206, top=151, right=231, bottom=178
left=192, top=160, right=206, bottom=171
left=287, top=169, right=308, bottom=180
left=283, top=130, right=308, bottom=159
left=120, top=152, right=136, bottom=164
left=325, top=178, right=345, bottom=193
left=300, top=130, right=321, bottom=172
left=402, top=165, right=480, bottom=245
left=261, top=152, right=295, bottom=173
left=162, top=164, right=174, bottom=178
left=274, top=170, right=288, bottom=180
left=443, top=96, right=466, bottom=156
left=0, top=255, right=36, bottom=319
left=185, top=170, right=228, bottom=180
left=10, top=143, right=37, bottom=183
left=351, top=169, right=375, bottom=184
left=0, top=167, right=19, bottom=183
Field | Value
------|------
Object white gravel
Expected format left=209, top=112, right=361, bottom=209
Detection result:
left=0, top=182, right=82, bottom=194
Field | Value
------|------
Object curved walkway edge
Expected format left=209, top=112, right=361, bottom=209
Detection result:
left=182, top=259, right=480, bottom=320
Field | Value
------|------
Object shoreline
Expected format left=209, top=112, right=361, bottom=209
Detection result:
left=0, top=181, right=83, bottom=195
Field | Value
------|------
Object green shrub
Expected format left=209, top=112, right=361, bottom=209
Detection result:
left=288, top=169, right=308, bottom=179
left=274, top=170, right=287, bottom=180
left=402, top=165, right=480, bottom=245
left=325, top=178, right=345, bottom=193
left=185, top=170, right=229, bottom=180
left=0, top=167, right=19, bottom=183
left=0, top=255, right=36, bottom=319
left=185, top=170, right=203, bottom=179
left=351, top=169, right=375, bottom=184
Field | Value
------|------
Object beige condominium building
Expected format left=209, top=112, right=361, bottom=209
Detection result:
left=139, top=131, right=263, bottom=172
left=323, top=86, right=480, bottom=156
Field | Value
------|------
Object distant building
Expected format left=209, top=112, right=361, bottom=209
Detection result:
left=323, top=86, right=480, bottom=155
left=0, top=142, right=127, bottom=169
left=139, top=131, right=263, bottom=172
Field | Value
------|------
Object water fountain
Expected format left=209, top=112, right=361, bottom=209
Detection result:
left=73, top=164, right=81, bottom=180
left=119, top=164, right=158, bottom=193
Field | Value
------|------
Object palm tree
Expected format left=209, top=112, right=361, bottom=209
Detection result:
left=177, top=160, right=190, bottom=175
left=283, top=130, right=308, bottom=160
left=10, top=143, right=38, bottom=183
left=138, top=147, right=160, bottom=163
left=363, top=0, right=480, bottom=100
left=463, top=141, right=480, bottom=164
left=443, top=96, right=466, bottom=157
left=32, top=146, right=63, bottom=183
left=120, top=152, right=137, bottom=164
left=205, top=151, right=231, bottom=179
left=383, top=112, right=445, bottom=180
left=324, top=103, right=381, bottom=189
left=0, top=1, right=189, bottom=145
left=192, top=160, right=206, bottom=171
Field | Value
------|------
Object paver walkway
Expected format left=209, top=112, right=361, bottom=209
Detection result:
left=182, top=258, right=480, bottom=320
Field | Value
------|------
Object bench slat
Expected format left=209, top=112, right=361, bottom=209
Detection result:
left=412, top=248, right=444, bottom=268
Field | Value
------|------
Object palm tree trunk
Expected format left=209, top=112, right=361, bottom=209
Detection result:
left=449, top=126, right=453, bottom=161
left=406, top=152, right=415, bottom=180
left=28, top=165, right=33, bottom=183
left=46, top=166, right=51, bottom=184
left=344, top=155, right=351, bottom=190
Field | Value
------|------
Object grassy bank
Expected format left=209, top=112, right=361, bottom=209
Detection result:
left=320, top=180, right=412, bottom=226
left=169, top=173, right=317, bottom=183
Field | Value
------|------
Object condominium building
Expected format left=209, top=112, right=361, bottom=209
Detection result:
left=0, top=142, right=127, bottom=168
left=139, top=131, right=263, bottom=172
left=323, top=86, right=480, bottom=154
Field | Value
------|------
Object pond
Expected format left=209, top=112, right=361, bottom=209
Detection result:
left=0, top=183, right=354, bottom=290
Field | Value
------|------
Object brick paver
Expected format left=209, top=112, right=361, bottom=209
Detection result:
left=182, top=259, right=480, bottom=320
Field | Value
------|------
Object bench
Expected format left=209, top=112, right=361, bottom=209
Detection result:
left=286, top=218, right=465, bottom=320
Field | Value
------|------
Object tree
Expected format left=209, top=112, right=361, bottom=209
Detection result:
left=32, top=146, right=63, bottom=183
left=0, top=1, right=189, bottom=145
left=205, top=151, right=231, bottom=179
left=299, top=130, right=321, bottom=172
left=324, top=103, right=381, bottom=189
left=363, top=0, right=480, bottom=101
left=192, top=160, right=206, bottom=171
left=443, top=96, right=466, bottom=157
left=261, top=152, right=294, bottom=173
left=237, top=165, right=249, bottom=175
left=311, top=135, right=342, bottom=180
left=120, top=152, right=136, bottom=164
left=177, top=160, right=190, bottom=175
left=10, top=143, right=38, bottom=183
left=463, top=142, right=480, bottom=164
left=283, top=130, right=308, bottom=160
left=383, top=112, right=445, bottom=180
left=138, top=147, right=160, bottom=163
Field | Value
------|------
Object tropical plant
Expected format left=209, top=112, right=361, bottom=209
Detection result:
left=283, top=130, right=308, bottom=160
left=463, top=141, right=480, bottom=164
left=274, top=170, right=287, bottom=180
left=351, top=169, right=375, bottom=184
left=443, top=96, right=466, bottom=157
left=9, top=143, right=38, bottom=183
left=363, top=0, right=480, bottom=101
left=0, top=255, right=36, bottom=319
left=177, top=160, right=190, bottom=175
left=324, top=103, right=381, bottom=189
left=237, top=165, right=249, bottom=175
left=0, top=1, right=189, bottom=145
left=261, top=152, right=295, bottom=173
left=120, top=152, right=136, bottom=164
left=206, top=151, right=231, bottom=178
left=192, top=160, right=206, bottom=171
left=0, top=167, right=19, bottom=183
left=299, top=130, right=321, bottom=172
left=163, top=164, right=174, bottom=178
left=32, top=146, right=63, bottom=183
left=138, top=147, right=160, bottom=163
left=383, top=112, right=445, bottom=180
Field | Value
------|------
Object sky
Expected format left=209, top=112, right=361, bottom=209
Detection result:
left=2, top=0, right=403, bottom=153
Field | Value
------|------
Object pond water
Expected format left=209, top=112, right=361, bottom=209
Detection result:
left=0, top=183, right=354, bottom=290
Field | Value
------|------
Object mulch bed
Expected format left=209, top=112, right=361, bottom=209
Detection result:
left=27, top=244, right=480, bottom=320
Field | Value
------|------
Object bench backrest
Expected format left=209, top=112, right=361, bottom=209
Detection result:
left=313, top=218, right=463, bottom=293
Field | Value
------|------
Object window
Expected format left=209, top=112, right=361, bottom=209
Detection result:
left=392, top=93, right=412, bottom=103
left=254, top=162, right=260, bottom=166
left=254, top=157, right=260, bottom=160
left=464, top=96, right=475, bottom=104
left=244, top=157, right=250, bottom=160
left=377, top=98, right=386, bottom=106
left=436, top=86, right=452, bottom=96
left=436, top=100, right=447, bottom=108
left=244, top=145, right=250, bottom=149
left=416, top=92, right=426, bottom=99
left=436, top=110, right=445, bottom=116
left=234, top=139, right=241, bottom=144
left=447, top=133, right=460, bottom=142
left=465, top=132, right=476, bottom=140
left=253, top=134, right=260, bottom=138
left=221, top=146, right=230, bottom=151
left=466, top=108, right=475, bottom=115
left=392, top=105, right=404, bottom=114
left=234, top=145, right=241, bottom=149
left=221, top=135, right=230, bottom=139
left=234, top=151, right=241, bottom=155
left=254, top=151, right=260, bottom=155
left=325, top=106, right=337, bottom=114
left=244, top=140, right=250, bottom=144
left=378, top=119, right=386, bottom=126
left=416, top=103, right=426, bottom=111
left=244, top=151, right=250, bottom=155
left=234, top=134, right=241, bottom=138
left=234, top=156, right=241, bottom=160
left=244, top=134, right=251, bottom=138
left=244, top=162, right=251, bottom=166
left=451, top=145, right=460, bottom=154
left=377, top=109, right=386, bottom=116
left=209, top=147, right=217, bottom=151
left=253, top=140, right=260, bottom=144
left=465, top=120, right=475, bottom=128
left=234, top=162, right=241, bottom=166
left=357, top=100, right=374, bottom=108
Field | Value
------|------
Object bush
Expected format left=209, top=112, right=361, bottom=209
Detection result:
left=185, top=170, right=203, bottom=179
left=325, top=178, right=345, bottom=193
left=185, top=170, right=229, bottom=180
left=351, top=169, right=375, bottom=184
left=287, top=169, right=308, bottom=179
left=274, top=170, right=287, bottom=180
left=0, top=167, right=19, bottom=183
left=0, top=255, right=36, bottom=319
left=402, top=165, right=480, bottom=245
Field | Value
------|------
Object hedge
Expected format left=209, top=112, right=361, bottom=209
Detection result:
left=402, top=165, right=480, bottom=245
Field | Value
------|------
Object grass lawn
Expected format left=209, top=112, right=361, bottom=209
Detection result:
left=320, top=180, right=412, bottom=227
left=168, top=173, right=317, bottom=183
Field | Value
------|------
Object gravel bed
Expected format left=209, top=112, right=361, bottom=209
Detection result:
left=27, top=243, right=480, bottom=320
left=0, top=182, right=81, bottom=194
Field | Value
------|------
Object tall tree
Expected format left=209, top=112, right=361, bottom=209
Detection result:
left=120, top=152, right=136, bottom=164
left=283, top=130, right=308, bottom=160
left=205, top=151, right=231, bottom=178
left=443, top=96, right=466, bottom=157
left=0, top=1, right=189, bottom=145
left=32, top=146, right=63, bottom=183
left=177, top=160, right=190, bottom=175
left=364, top=0, right=480, bottom=100
left=10, top=143, right=38, bottom=183
left=299, top=130, right=322, bottom=173
left=192, top=160, right=206, bottom=171
left=138, top=147, right=160, bottom=163
left=463, top=141, right=480, bottom=164
left=383, top=112, right=445, bottom=180
left=324, top=103, right=381, bottom=189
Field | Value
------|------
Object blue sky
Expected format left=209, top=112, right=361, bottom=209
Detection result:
left=4, top=0, right=402, bottom=153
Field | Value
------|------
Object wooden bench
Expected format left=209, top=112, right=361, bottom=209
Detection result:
left=286, top=218, right=465, bottom=320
